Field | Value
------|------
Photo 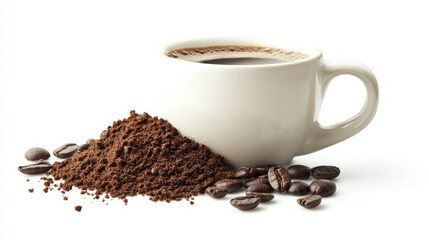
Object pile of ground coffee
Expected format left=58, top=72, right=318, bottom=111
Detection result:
left=46, top=111, right=235, bottom=203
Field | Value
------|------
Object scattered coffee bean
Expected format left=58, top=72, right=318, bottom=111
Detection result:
left=74, top=205, right=82, bottom=212
left=77, top=143, right=90, bottom=152
left=246, top=192, right=274, bottom=202
left=24, top=147, right=50, bottom=161
left=230, top=196, right=261, bottom=211
left=86, top=138, right=95, bottom=144
left=287, top=165, right=311, bottom=179
left=100, top=130, right=108, bottom=138
left=311, top=166, right=340, bottom=179
left=214, top=179, right=243, bottom=193
left=205, top=187, right=228, bottom=198
left=246, top=183, right=271, bottom=193
left=288, top=181, right=310, bottom=195
left=18, top=162, right=52, bottom=175
left=297, top=195, right=322, bottom=209
left=309, top=179, right=336, bottom=197
left=53, top=143, right=79, bottom=159
left=234, top=166, right=257, bottom=179
left=244, top=177, right=270, bottom=188
left=255, top=165, right=275, bottom=176
left=268, top=166, right=291, bottom=192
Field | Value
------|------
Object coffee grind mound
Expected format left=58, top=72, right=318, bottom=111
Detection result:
left=46, top=111, right=235, bottom=203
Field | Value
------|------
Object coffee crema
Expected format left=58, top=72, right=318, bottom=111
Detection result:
left=166, top=45, right=309, bottom=65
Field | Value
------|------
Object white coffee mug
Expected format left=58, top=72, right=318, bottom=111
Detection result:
left=157, top=38, right=379, bottom=168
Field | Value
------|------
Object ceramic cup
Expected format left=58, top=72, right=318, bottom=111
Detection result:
left=158, top=38, right=379, bottom=168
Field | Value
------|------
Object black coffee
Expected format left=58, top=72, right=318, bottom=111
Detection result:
left=166, top=45, right=309, bottom=65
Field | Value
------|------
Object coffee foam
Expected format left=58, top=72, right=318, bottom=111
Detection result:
left=166, top=45, right=309, bottom=63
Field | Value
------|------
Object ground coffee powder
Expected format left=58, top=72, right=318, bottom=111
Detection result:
left=45, top=111, right=235, bottom=203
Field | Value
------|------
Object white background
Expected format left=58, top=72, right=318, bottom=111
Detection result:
left=1, top=0, right=428, bottom=239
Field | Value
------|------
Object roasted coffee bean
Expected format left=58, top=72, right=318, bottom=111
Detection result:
left=268, top=166, right=291, bottom=192
left=53, top=143, right=79, bottom=159
left=205, top=187, right=228, bottom=198
left=255, top=165, right=275, bottom=176
left=309, top=179, right=336, bottom=197
left=297, top=195, right=322, bottom=209
left=230, top=196, right=261, bottom=211
left=287, top=165, right=311, bottom=179
left=86, top=138, right=95, bottom=144
left=288, top=181, right=310, bottom=195
left=24, top=147, right=50, bottom=161
left=77, top=143, right=90, bottom=152
left=18, top=162, right=52, bottom=175
left=234, top=166, right=257, bottom=179
left=244, top=177, right=270, bottom=188
left=246, top=192, right=274, bottom=202
left=246, top=183, right=271, bottom=193
left=100, top=130, right=108, bottom=138
left=214, top=179, right=243, bottom=193
left=311, top=166, right=340, bottom=179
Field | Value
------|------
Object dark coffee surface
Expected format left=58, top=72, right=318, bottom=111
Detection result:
left=166, top=45, right=309, bottom=65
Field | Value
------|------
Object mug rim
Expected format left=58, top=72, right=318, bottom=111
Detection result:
left=162, top=37, right=323, bottom=68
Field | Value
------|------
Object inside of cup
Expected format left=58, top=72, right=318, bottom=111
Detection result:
left=164, top=38, right=321, bottom=65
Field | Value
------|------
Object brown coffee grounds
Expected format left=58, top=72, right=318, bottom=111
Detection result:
left=46, top=111, right=235, bottom=203
left=63, top=196, right=68, bottom=201
left=28, top=188, right=34, bottom=193
left=74, top=205, right=82, bottom=212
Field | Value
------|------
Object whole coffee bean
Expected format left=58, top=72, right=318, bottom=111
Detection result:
left=100, top=130, right=108, bottom=138
left=24, top=147, right=50, bottom=161
left=246, top=192, right=274, bottom=202
left=77, top=143, right=90, bottom=152
left=18, top=162, right=52, bottom=175
left=297, top=195, right=322, bottom=209
left=230, top=196, right=261, bottom=211
left=86, top=138, right=95, bottom=144
left=309, top=179, right=336, bottom=197
left=311, top=166, right=341, bottom=179
left=53, top=143, right=79, bottom=159
left=214, top=179, right=243, bottom=193
left=246, top=183, right=271, bottom=193
left=287, top=165, right=311, bottom=179
left=205, top=187, right=228, bottom=198
left=244, top=177, right=269, bottom=188
left=234, top=166, right=257, bottom=179
left=288, top=181, right=310, bottom=195
left=268, top=166, right=291, bottom=192
left=255, top=165, right=275, bottom=176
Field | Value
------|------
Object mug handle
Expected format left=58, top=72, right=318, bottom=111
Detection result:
left=297, top=59, right=379, bottom=155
